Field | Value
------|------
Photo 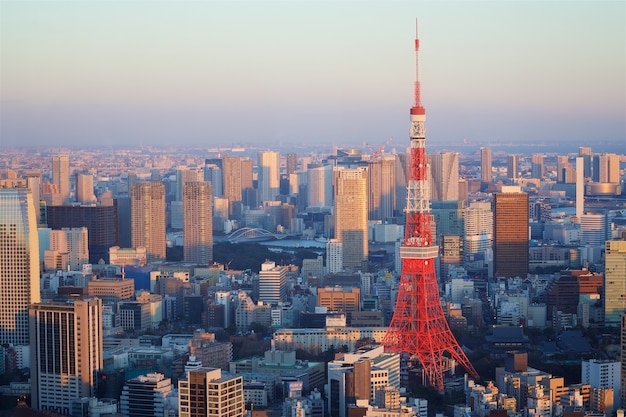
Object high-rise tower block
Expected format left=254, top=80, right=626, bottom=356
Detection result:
left=382, top=20, right=479, bottom=391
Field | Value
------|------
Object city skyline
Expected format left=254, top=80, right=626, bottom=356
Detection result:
left=1, top=1, right=624, bottom=150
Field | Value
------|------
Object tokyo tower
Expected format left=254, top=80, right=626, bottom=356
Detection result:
left=381, top=20, right=479, bottom=391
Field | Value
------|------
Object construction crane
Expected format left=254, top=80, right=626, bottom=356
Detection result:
left=364, top=137, right=394, bottom=160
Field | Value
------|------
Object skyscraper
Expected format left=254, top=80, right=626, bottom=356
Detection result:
left=429, top=152, right=459, bottom=201
left=47, top=227, right=89, bottom=271
left=480, top=147, right=492, bottom=183
left=603, top=240, right=626, bottom=326
left=258, top=260, right=287, bottom=305
left=121, top=373, right=175, bottom=417
left=334, top=167, right=368, bottom=271
left=131, top=182, right=166, bottom=262
left=307, top=163, right=333, bottom=208
left=183, top=181, right=213, bottom=265
left=30, top=298, right=103, bottom=414
left=531, top=154, right=544, bottom=179
left=258, top=151, right=280, bottom=203
left=286, top=152, right=298, bottom=175
left=507, top=155, right=518, bottom=180
left=464, top=201, right=492, bottom=272
left=75, top=172, right=96, bottom=203
left=595, top=153, right=620, bottom=183
left=493, top=186, right=529, bottom=278
left=52, top=154, right=70, bottom=204
left=579, top=146, right=592, bottom=178
left=0, top=188, right=41, bottom=346
left=368, top=155, right=397, bottom=221
left=223, top=155, right=242, bottom=217
left=556, top=156, right=569, bottom=183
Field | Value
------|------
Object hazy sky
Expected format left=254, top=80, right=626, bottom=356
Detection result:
left=1, top=1, right=625, bottom=151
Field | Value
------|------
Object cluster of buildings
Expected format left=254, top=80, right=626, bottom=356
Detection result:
left=0, top=142, right=625, bottom=417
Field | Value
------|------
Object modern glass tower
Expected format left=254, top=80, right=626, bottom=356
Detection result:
left=0, top=188, right=41, bottom=346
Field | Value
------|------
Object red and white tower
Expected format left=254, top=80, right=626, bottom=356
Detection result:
left=382, top=20, right=479, bottom=391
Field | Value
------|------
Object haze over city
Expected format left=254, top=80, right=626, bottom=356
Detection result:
left=1, top=1, right=624, bottom=151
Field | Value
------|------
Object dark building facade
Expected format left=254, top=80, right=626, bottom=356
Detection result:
left=46, top=203, right=118, bottom=264
left=493, top=188, right=529, bottom=278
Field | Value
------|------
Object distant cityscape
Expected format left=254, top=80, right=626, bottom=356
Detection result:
left=0, top=139, right=625, bottom=417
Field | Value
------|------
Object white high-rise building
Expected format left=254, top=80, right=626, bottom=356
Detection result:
left=258, top=261, right=286, bottom=305
left=215, top=291, right=232, bottom=328
left=307, top=163, right=333, bottom=208
left=580, top=212, right=609, bottom=246
left=258, top=151, right=280, bottom=203
left=120, top=373, right=175, bottom=417
left=576, top=157, right=584, bottom=219
left=327, top=239, right=343, bottom=273
left=464, top=201, right=492, bottom=271
left=0, top=188, right=41, bottom=347
left=30, top=298, right=103, bottom=414
left=582, top=359, right=620, bottom=407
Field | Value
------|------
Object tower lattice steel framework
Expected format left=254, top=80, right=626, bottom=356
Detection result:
left=381, top=20, right=479, bottom=391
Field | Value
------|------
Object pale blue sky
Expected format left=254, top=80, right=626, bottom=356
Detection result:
left=1, top=1, right=624, bottom=151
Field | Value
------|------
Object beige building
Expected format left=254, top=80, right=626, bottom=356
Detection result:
left=75, top=173, right=96, bottom=203
left=334, top=167, right=368, bottom=271
left=88, top=277, right=134, bottom=300
left=131, top=182, right=166, bottom=262
left=0, top=188, right=41, bottom=347
left=109, top=246, right=147, bottom=266
left=317, top=286, right=361, bottom=316
left=52, top=154, right=70, bottom=204
left=183, top=181, right=213, bottom=265
left=604, top=240, right=626, bottom=325
left=179, top=367, right=244, bottom=417
left=30, top=298, right=103, bottom=414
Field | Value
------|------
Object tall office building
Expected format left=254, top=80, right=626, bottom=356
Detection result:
left=493, top=186, right=529, bottom=278
left=183, top=181, right=213, bottom=265
left=178, top=367, right=244, bottom=417
left=120, top=373, right=175, bottom=417
left=23, top=171, right=42, bottom=221
left=368, top=155, right=397, bottom=221
left=176, top=167, right=204, bottom=201
left=258, top=151, right=280, bottom=203
left=75, top=173, right=96, bottom=203
left=531, top=154, right=544, bottom=179
left=258, top=260, right=287, bottom=305
left=464, top=201, right=493, bottom=271
left=204, top=164, right=222, bottom=197
left=429, top=152, right=459, bottom=201
left=241, top=158, right=255, bottom=209
left=326, top=239, right=343, bottom=273
left=576, top=157, right=585, bottom=219
left=52, top=154, right=70, bottom=204
left=30, top=298, right=103, bottom=414
left=556, top=156, right=570, bottom=183
left=507, top=155, right=518, bottom=180
left=480, top=147, right=492, bottom=183
left=604, top=240, right=626, bottom=325
left=334, top=167, right=368, bottom=271
left=0, top=188, right=41, bottom=346
left=594, top=153, right=620, bottom=183
left=286, top=152, right=298, bottom=175
left=579, top=147, right=592, bottom=178
left=131, top=182, right=166, bottom=262
left=223, top=155, right=243, bottom=217
left=307, top=163, right=333, bottom=208
left=580, top=212, right=609, bottom=246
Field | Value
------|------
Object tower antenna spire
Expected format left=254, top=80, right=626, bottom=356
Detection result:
left=382, top=18, right=479, bottom=392
left=412, top=18, right=424, bottom=114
